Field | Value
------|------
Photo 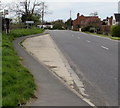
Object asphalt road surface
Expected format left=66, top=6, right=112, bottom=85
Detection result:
left=13, top=34, right=90, bottom=106
left=47, top=30, right=118, bottom=106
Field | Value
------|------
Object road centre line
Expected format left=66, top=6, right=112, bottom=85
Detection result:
left=86, top=40, right=91, bottom=43
left=101, top=46, right=109, bottom=50
left=85, top=39, right=109, bottom=50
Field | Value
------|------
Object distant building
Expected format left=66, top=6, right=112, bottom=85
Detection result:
left=101, top=16, right=114, bottom=35
left=102, top=16, right=113, bottom=26
left=112, top=19, right=117, bottom=25
left=73, top=13, right=101, bottom=31
left=114, top=1, right=120, bottom=25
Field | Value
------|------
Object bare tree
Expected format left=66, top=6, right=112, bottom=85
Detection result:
left=9, top=0, right=47, bottom=23
left=0, top=1, right=9, bottom=18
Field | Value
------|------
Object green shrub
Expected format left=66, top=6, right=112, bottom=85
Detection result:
left=111, top=25, right=120, bottom=37
left=9, top=28, right=44, bottom=38
left=89, top=27, right=96, bottom=33
left=53, top=23, right=64, bottom=30
left=81, top=26, right=92, bottom=32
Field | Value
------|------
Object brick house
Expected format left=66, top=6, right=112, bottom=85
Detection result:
left=73, top=13, right=101, bottom=31
left=102, top=16, right=113, bottom=26
left=101, top=16, right=113, bottom=35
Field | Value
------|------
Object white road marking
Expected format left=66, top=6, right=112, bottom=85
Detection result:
left=78, top=37, right=80, bottom=39
left=86, top=40, right=91, bottom=43
left=101, top=46, right=109, bottom=50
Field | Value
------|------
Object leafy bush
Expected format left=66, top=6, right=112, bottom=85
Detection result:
left=81, top=26, right=92, bottom=32
left=53, top=23, right=64, bottom=30
left=89, top=27, right=96, bottom=33
left=52, top=20, right=65, bottom=30
left=111, top=25, right=120, bottom=37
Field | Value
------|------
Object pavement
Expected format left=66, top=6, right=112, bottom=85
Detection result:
left=22, top=34, right=74, bottom=86
left=13, top=34, right=90, bottom=106
left=46, top=30, right=118, bottom=106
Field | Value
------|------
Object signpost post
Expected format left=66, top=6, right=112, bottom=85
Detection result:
left=25, top=21, right=34, bottom=28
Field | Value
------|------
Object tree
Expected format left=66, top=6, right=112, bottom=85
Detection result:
left=0, top=1, right=8, bottom=16
left=65, top=18, right=72, bottom=30
left=52, top=20, right=65, bottom=30
left=21, top=13, right=40, bottom=23
left=9, top=0, right=47, bottom=24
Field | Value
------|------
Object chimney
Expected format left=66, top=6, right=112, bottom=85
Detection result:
left=77, top=13, right=80, bottom=18
left=111, top=16, right=113, bottom=19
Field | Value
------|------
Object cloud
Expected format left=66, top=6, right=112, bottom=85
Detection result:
left=45, top=0, right=119, bottom=2
left=44, top=2, right=118, bottom=21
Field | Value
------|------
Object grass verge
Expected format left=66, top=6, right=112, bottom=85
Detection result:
left=83, top=32, right=120, bottom=40
left=2, top=28, right=44, bottom=107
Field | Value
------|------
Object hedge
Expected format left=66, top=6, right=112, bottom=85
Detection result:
left=111, top=25, right=120, bottom=37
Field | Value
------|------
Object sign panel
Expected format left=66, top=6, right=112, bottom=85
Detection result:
left=25, top=21, right=34, bottom=24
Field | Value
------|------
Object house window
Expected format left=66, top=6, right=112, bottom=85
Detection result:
left=81, top=21, right=84, bottom=24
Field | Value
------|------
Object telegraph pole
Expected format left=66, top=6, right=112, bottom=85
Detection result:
left=41, top=2, right=44, bottom=28
left=69, top=10, right=72, bottom=30
left=70, top=10, right=71, bottom=19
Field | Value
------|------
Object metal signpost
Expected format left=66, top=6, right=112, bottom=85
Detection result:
left=25, top=21, right=34, bottom=28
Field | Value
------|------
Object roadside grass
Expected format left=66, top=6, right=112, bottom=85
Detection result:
left=2, top=28, right=44, bottom=107
left=9, top=28, right=43, bottom=38
left=83, top=32, right=120, bottom=40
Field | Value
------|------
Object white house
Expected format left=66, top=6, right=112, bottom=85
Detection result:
left=114, top=1, right=120, bottom=25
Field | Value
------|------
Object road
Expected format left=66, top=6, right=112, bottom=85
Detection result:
left=47, top=30, right=118, bottom=106
left=13, top=34, right=90, bottom=106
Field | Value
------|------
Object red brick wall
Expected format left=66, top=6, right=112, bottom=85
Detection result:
left=73, top=13, right=101, bottom=31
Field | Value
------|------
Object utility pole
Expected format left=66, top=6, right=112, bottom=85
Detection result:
left=70, top=10, right=71, bottom=19
left=69, top=10, right=72, bottom=30
left=41, top=2, right=44, bottom=28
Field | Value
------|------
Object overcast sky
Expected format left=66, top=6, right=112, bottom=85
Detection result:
left=1, top=0, right=119, bottom=21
